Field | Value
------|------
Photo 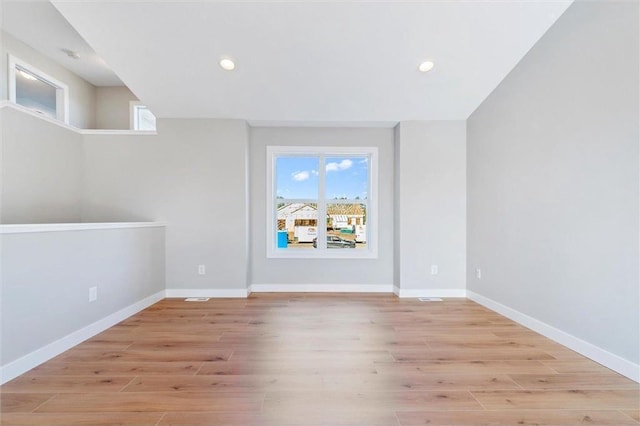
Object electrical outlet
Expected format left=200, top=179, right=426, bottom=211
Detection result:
left=476, top=268, right=482, bottom=280
left=89, top=286, right=98, bottom=302
left=198, top=265, right=206, bottom=275
left=430, top=264, right=438, bottom=275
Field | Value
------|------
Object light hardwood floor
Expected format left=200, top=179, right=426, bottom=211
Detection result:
left=1, top=294, right=638, bottom=425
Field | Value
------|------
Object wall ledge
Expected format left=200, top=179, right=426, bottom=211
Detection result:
left=78, top=129, right=157, bottom=136
left=0, top=222, right=167, bottom=234
left=0, top=101, right=157, bottom=136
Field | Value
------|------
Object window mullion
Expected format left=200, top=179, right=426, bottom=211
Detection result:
left=317, top=154, right=327, bottom=250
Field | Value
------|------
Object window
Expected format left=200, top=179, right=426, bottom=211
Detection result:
left=267, top=146, right=378, bottom=258
left=130, top=101, right=157, bottom=130
left=8, top=55, right=69, bottom=123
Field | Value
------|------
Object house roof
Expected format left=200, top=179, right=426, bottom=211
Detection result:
left=277, top=203, right=317, bottom=216
left=277, top=202, right=364, bottom=216
left=327, top=204, right=364, bottom=216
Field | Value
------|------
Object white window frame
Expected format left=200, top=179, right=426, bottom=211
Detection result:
left=8, top=54, right=69, bottom=124
left=129, top=101, right=157, bottom=131
left=266, top=145, right=378, bottom=259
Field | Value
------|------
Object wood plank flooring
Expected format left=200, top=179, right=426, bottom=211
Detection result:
left=1, top=294, right=638, bottom=425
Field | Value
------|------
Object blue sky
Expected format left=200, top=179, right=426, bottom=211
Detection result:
left=276, top=156, right=368, bottom=200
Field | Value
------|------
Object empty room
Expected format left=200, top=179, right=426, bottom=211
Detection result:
left=0, top=0, right=638, bottom=425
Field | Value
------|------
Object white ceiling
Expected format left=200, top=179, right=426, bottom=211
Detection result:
left=1, top=1, right=123, bottom=86
left=31, top=1, right=574, bottom=123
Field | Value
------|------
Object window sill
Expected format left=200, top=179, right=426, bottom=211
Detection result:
left=0, top=101, right=157, bottom=136
left=266, top=248, right=378, bottom=259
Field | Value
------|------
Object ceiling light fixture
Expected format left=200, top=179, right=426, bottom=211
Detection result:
left=418, top=61, right=435, bottom=73
left=219, top=57, right=236, bottom=71
left=61, top=48, right=80, bottom=60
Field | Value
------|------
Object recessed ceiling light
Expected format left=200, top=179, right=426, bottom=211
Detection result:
left=418, top=61, right=435, bottom=73
left=219, top=57, right=236, bottom=71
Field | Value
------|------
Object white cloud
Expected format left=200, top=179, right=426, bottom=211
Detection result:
left=326, top=159, right=353, bottom=172
left=292, top=170, right=310, bottom=181
left=311, top=170, right=319, bottom=176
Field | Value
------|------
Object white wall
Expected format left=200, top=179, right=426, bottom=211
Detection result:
left=1, top=30, right=97, bottom=129
left=0, top=225, right=165, bottom=380
left=249, top=127, right=394, bottom=288
left=95, top=86, right=138, bottom=130
left=394, top=121, right=467, bottom=295
left=82, top=119, right=250, bottom=292
left=467, top=0, right=639, bottom=371
left=1, top=107, right=83, bottom=223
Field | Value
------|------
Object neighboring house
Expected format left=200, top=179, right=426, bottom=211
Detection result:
left=277, top=203, right=318, bottom=242
left=277, top=203, right=365, bottom=231
left=327, top=204, right=365, bottom=230
left=277, top=203, right=318, bottom=231
left=276, top=203, right=366, bottom=242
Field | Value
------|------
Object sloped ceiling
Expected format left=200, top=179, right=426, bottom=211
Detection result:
left=1, top=1, right=123, bottom=86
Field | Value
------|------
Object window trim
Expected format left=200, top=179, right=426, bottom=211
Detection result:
left=8, top=54, right=69, bottom=124
left=129, top=101, right=157, bottom=131
left=266, top=145, right=378, bottom=259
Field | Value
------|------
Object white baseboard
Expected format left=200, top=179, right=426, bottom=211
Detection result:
left=467, top=290, right=640, bottom=383
left=0, top=290, right=165, bottom=385
left=395, top=288, right=467, bottom=298
left=165, top=288, right=250, bottom=298
left=250, top=284, right=394, bottom=293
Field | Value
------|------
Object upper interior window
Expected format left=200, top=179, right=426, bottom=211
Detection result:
left=267, top=146, right=378, bottom=259
left=130, top=102, right=157, bottom=131
left=8, top=55, right=69, bottom=123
